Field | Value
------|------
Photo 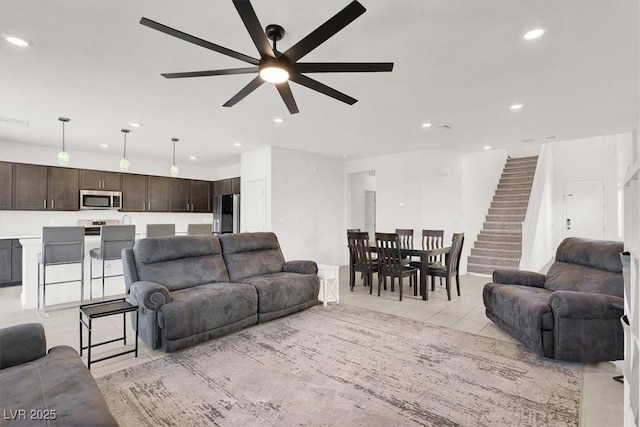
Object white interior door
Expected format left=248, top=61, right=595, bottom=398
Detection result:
left=364, top=190, right=376, bottom=239
left=564, top=179, right=605, bottom=239
left=243, top=179, right=266, bottom=232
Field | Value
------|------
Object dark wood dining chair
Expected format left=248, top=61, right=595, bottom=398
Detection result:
left=426, top=233, right=464, bottom=300
left=395, top=229, right=414, bottom=252
left=410, top=229, right=444, bottom=285
left=374, top=232, right=418, bottom=301
left=347, top=231, right=378, bottom=293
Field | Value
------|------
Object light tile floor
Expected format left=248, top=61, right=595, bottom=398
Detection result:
left=0, top=270, right=623, bottom=426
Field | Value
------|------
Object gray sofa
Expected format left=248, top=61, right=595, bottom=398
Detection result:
left=123, top=232, right=319, bottom=352
left=0, top=323, right=118, bottom=426
left=483, top=237, right=624, bottom=362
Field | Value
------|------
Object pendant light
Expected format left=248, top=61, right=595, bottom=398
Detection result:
left=119, top=129, right=130, bottom=171
left=57, top=117, right=70, bottom=166
left=170, top=137, right=179, bottom=177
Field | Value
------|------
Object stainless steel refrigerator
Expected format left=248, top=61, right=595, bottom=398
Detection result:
left=212, top=194, right=240, bottom=234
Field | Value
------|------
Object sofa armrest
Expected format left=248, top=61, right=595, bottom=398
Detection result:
left=128, top=281, right=172, bottom=311
left=550, top=290, right=624, bottom=319
left=492, top=269, right=546, bottom=287
left=283, top=260, right=318, bottom=275
left=0, top=323, right=47, bottom=369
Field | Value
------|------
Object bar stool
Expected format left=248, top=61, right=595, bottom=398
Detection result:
left=187, top=223, right=212, bottom=235
left=146, top=223, right=175, bottom=237
left=37, top=226, right=85, bottom=314
left=89, top=225, right=135, bottom=299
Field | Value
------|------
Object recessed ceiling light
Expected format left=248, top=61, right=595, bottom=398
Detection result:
left=233, top=142, right=242, bottom=147
left=510, top=104, right=524, bottom=110
left=3, top=34, right=31, bottom=47
left=483, top=146, right=492, bottom=150
left=273, top=118, right=284, bottom=123
left=523, top=28, right=545, bottom=41
left=129, top=122, right=142, bottom=127
left=421, top=122, right=432, bottom=128
left=99, top=144, right=109, bottom=149
left=189, top=155, right=197, bottom=160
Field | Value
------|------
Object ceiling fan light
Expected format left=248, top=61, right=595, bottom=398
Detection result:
left=259, top=66, right=289, bottom=84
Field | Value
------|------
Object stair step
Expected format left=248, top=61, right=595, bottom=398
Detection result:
left=499, top=177, right=534, bottom=185
left=491, top=200, right=529, bottom=209
left=474, top=240, right=522, bottom=250
left=483, top=221, right=522, bottom=231
left=477, top=234, right=522, bottom=243
left=488, top=207, right=527, bottom=215
left=507, top=156, right=538, bottom=163
left=497, top=182, right=533, bottom=190
left=486, top=214, right=525, bottom=223
left=479, top=229, right=522, bottom=236
left=471, top=248, right=521, bottom=258
left=493, top=194, right=530, bottom=202
left=495, top=188, right=532, bottom=195
left=467, top=263, right=519, bottom=275
left=468, top=255, right=520, bottom=267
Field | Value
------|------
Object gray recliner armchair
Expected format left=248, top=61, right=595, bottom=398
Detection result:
left=483, top=237, right=624, bottom=362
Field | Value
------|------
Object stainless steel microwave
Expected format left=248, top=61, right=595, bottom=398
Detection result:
left=79, top=190, right=122, bottom=210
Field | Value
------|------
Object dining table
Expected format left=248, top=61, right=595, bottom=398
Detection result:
left=369, top=245, right=451, bottom=301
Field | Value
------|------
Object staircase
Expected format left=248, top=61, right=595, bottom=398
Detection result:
left=467, top=156, right=538, bottom=275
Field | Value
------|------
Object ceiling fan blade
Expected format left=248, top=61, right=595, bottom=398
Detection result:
left=162, top=67, right=259, bottom=79
left=223, top=76, right=265, bottom=107
left=275, top=82, right=300, bottom=114
left=140, top=17, right=259, bottom=65
left=232, top=0, right=276, bottom=59
left=289, top=74, right=357, bottom=105
left=295, top=62, right=394, bottom=73
left=282, top=1, right=366, bottom=62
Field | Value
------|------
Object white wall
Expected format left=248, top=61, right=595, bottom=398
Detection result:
left=345, top=149, right=467, bottom=268
left=550, top=134, right=622, bottom=247
left=270, top=147, right=344, bottom=265
left=462, top=149, right=508, bottom=271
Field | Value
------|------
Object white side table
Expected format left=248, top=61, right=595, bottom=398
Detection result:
left=317, top=264, right=340, bottom=307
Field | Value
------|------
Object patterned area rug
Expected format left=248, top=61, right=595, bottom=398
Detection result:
left=97, top=304, right=582, bottom=426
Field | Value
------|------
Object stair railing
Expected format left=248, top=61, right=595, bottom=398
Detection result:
left=520, top=145, right=554, bottom=271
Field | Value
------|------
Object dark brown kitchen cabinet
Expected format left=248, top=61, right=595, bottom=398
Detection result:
left=231, top=177, right=241, bottom=194
left=80, top=170, right=121, bottom=191
left=122, top=174, right=170, bottom=212
left=170, top=179, right=211, bottom=213
left=190, top=180, right=211, bottom=213
left=13, top=164, right=78, bottom=211
left=48, top=167, right=79, bottom=210
left=147, top=176, right=171, bottom=212
left=13, top=164, right=48, bottom=210
left=0, top=239, right=22, bottom=286
left=170, top=178, right=190, bottom=212
left=213, top=179, right=232, bottom=196
left=0, top=162, right=13, bottom=209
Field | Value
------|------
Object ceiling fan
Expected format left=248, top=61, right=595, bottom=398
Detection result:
left=140, top=0, right=393, bottom=114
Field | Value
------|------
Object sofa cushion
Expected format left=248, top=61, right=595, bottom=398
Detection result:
left=158, top=282, right=257, bottom=340
left=483, top=283, right=553, bottom=343
left=134, top=235, right=230, bottom=291
left=237, top=272, right=319, bottom=315
left=220, top=232, right=285, bottom=282
left=0, top=346, right=118, bottom=426
left=555, top=237, right=623, bottom=273
left=545, top=261, right=623, bottom=297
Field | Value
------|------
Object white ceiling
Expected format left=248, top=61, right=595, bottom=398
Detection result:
left=1, top=1, right=638, bottom=169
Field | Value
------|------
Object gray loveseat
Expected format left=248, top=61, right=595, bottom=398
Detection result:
left=0, top=323, right=118, bottom=426
left=123, top=232, right=319, bottom=352
left=483, top=237, right=624, bottom=362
